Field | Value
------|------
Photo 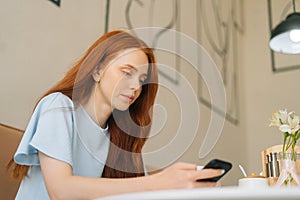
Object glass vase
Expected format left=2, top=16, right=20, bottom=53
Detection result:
left=276, top=152, right=300, bottom=187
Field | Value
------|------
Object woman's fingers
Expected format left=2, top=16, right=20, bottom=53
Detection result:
left=170, top=163, right=224, bottom=182
left=172, top=162, right=198, bottom=170
left=154, top=162, right=225, bottom=190
left=194, top=168, right=224, bottom=181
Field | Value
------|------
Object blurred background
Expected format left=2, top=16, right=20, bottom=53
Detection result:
left=1, top=0, right=300, bottom=187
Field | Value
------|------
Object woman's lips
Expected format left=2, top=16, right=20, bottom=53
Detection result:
left=121, top=94, right=134, bottom=102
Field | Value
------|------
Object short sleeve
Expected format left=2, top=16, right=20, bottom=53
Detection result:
left=14, top=92, right=74, bottom=167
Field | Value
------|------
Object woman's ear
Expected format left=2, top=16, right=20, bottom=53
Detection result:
left=92, top=68, right=103, bottom=82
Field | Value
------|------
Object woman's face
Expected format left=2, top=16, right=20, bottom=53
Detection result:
left=97, top=49, right=149, bottom=111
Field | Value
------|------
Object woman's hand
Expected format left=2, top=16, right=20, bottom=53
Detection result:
left=39, top=152, right=223, bottom=199
left=148, top=162, right=223, bottom=190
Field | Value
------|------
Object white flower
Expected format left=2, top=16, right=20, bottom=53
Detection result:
left=270, top=113, right=281, bottom=127
left=270, top=109, right=300, bottom=162
left=269, top=109, right=293, bottom=127
left=279, top=115, right=300, bottom=134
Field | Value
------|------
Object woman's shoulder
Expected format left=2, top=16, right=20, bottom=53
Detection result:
left=37, top=92, right=74, bottom=112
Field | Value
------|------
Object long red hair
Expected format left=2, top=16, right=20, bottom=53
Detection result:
left=8, top=30, right=158, bottom=179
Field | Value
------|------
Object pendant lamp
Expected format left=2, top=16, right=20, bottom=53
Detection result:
left=269, top=0, right=300, bottom=54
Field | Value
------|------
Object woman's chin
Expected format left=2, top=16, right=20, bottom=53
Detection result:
left=114, top=104, right=131, bottom=111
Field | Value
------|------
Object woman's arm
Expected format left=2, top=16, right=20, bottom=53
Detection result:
left=39, top=152, right=222, bottom=200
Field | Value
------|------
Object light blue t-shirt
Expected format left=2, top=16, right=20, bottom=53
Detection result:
left=14, top=92, right=111, bottom=200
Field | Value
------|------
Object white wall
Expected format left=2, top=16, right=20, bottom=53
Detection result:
left=1, top=0, right=299, bottom=186
left=0, top=0, right=105, bottom=128
left=243, top=0, right=300, bottom=175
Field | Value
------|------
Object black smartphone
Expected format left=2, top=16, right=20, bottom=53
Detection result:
left=196, top=159, right=232, bottom=182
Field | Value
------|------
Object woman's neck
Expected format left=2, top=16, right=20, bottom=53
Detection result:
left=82, top=89, right=112, bottom=129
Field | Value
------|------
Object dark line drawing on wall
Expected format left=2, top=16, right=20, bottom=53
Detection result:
left=196, top=0, right=244, bottom=125
left=124, top=0, right=181, bottom=85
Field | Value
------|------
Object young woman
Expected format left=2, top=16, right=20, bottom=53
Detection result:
left=8, top=30, right=223, bottom=199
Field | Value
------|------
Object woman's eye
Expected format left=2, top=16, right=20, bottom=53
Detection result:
left=123, top=70, right=132, bottom=76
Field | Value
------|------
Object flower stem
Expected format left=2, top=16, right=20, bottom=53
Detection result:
left=291, top=135, right=296, bottom=161
left=286, top=135, right=292, bottom=150
left=283, top=133, right=288, bottom=159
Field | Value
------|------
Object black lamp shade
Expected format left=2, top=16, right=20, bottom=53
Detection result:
left=269, top=13, right=300, bottom=54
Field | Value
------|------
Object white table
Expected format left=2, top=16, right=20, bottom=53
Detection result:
left=96, top=186, right=300, bottom=200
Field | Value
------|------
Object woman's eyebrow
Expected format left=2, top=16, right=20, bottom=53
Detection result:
left=124, top=64, right=137, bottom=71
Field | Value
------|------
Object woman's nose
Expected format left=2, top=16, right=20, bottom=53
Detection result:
left=129, top=78, right=141, bottom=90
